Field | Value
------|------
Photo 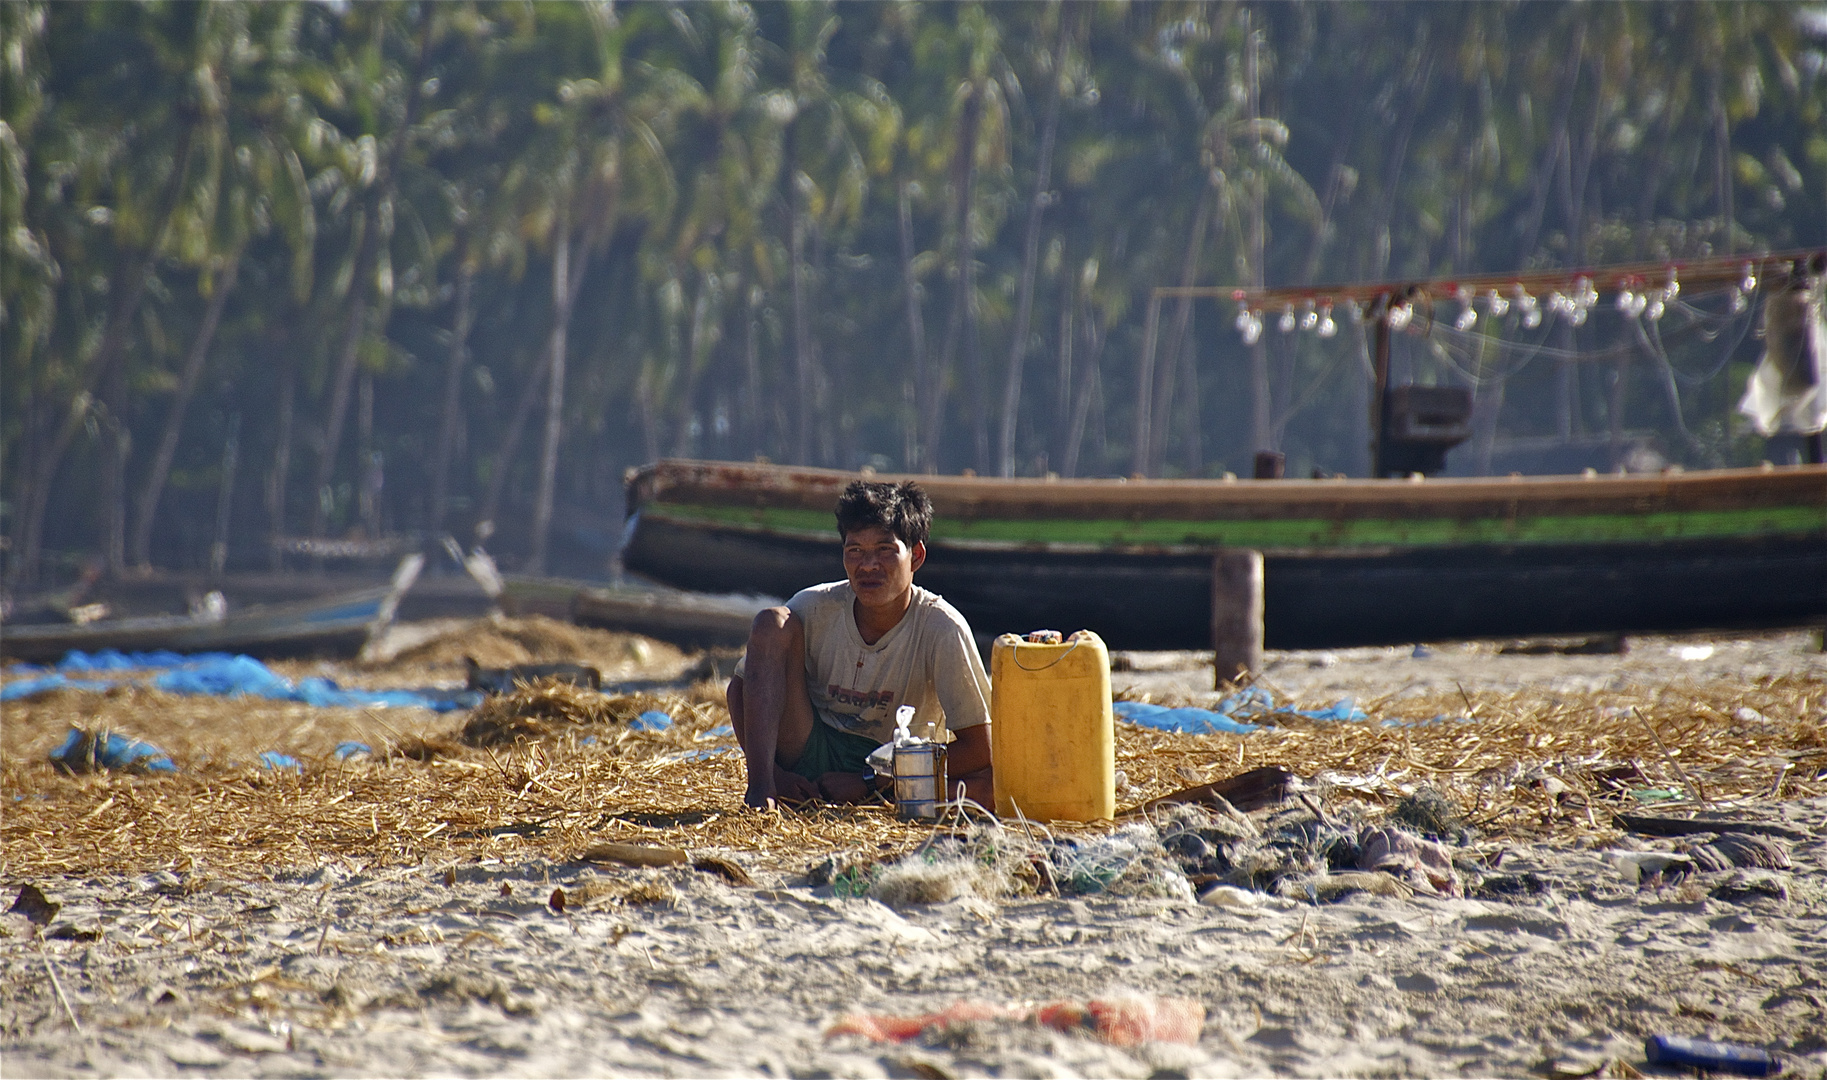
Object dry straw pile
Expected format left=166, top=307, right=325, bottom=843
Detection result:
left=3, top=654, right=1822, bottom=883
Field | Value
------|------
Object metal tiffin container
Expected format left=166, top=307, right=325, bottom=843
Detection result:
left=889, top=705, right=948, bottom=820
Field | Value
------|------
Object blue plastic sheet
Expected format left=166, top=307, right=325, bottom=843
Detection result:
left=1, top=676, right=115, bottom=701
left=49, top=729, right=178, bottom=774
left=631, top=710, right=673, bottom=732
left=664, top=747, right=735, bottom=763
left=334, top=741, right=374, bottom=760
left=1, top=649, right=477, bottom=711
left=258, top=751, right=303, bottom=772
left=696, top=724, right=734, bottom=741
left=60, top=649, right=234, bottom=673
left=1114, top=701, right=1261, bottom=735
left=1113, top=687, right=1369, bottom=734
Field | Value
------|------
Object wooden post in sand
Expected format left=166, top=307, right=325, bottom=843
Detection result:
left=1212, top=549, right=1263, bottom=688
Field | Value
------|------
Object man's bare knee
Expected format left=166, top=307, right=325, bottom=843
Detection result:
left=747, top=607, right=802, bottom=655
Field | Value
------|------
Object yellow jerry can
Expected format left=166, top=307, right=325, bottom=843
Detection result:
left=989, top=630, right=1115, bottom=822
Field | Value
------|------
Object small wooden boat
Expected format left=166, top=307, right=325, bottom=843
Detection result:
left=569, top=583, right=773, bottom=650
left=620, top=459, right=1827, bottom=650
left=0, top=587, right=394, bottom=664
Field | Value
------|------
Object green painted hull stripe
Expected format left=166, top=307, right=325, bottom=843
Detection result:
left=646, top=500, right=1827, bottom=548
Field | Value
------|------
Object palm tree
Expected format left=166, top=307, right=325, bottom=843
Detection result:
left=306, top=3, right=433, bottom=542
left=130, top=2, right=318, bottom=569
left=10, top=1, right=209, bottom=582
left=994, top=3, right=1072, bottom=478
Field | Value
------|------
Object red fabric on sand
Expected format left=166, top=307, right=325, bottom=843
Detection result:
left=828, top=995, right=1204, bottom=1046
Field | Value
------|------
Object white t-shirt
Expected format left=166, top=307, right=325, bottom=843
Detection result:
left=737, top=580, right=991, bottom=745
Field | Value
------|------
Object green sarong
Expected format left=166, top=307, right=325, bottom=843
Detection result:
left=788, top=720, right=880, bottom=779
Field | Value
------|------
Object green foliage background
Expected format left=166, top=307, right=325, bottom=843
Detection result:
left=2, top=1, right=1822, bottom=580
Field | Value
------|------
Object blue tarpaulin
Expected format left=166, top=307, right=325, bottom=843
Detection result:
left=3, top=650, right=478, bottom=711
left=49, top=729, right=178, bottom=774
left=1114, top=701, right=1261, bottom=735
left=1113, top=687, right=1368, bottom=735
left=631, top=710, right=673, bottom=732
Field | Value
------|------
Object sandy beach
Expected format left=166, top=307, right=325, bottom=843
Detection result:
left=3, top=622, right=1824, bottom=1078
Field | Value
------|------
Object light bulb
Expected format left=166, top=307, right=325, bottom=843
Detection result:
left=1730, top=289, right=1748, bottom=314
left=1455, top=306, right=1477, bottom=331
left=1235, top=308, right=1253, bottom=333
left=1317, top=307, right=1337, bottom=338
left=1616, top=289, right=1636, bottom=313
left=1387, top=303, right=1412, bottom=331
left=1485, top=290, right=1510, bottom=317
left=1645, top=297, right=1665, bottom=321
left=1663, top=270, right=1680, bottom=301
left=1740, top=263, right=1757, bottom=293
left=1242, top=313, right=1263, bottom=345
left=1299, top=301, right=1318, bottom=331
left=1278, top=306, right=1296, bottom=333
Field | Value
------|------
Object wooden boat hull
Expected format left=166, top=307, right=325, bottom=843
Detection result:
left=569, top=585, right=772, bottom=650
left=0, top=589, right=390, bottom=664
left=620, top=460, right=1827, bottom=650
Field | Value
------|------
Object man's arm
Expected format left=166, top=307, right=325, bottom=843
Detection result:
left=950, top=727, right=993, bottom=778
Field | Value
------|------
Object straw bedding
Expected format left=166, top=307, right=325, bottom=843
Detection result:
left=2, top=637, right=1823, bottom=884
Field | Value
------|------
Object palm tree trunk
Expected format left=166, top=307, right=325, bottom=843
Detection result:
left=100, top=364, right=128, bottom=574
left=208, top=416, right=239, bottom=575
left=1050, top=275, right=1073, bottom=470
left=928, top=84, right=982, bottom=473
left=1061, top=304, right=1105, bottom=478
left=789, top=205, right=815, bottom=467
left=898, top=181, right=928, bottom=470
left=527, top=187, right=610, bottom=571
left=1519, top=29, right=1584, bottom=262
left=131, top=254, right=241, bottom=569
left=12, top=122, right=198, bottom=584
left=478, top=350, right=552, bottom=541
left=1148, top=194, right=1212, bottom=473
left=1711, top=70, right=1734, bottom=252
left=428, top=245, right=475, bottom=539
left=308, top=14, right=430, bottom=540
left=995, top=8, right=1071, bottom=478
left=1179, top=329, right=1202, bottom=475
left=743, top=284, right=764, bottom=458
left=530, top=215, right=573, bottom=574
left=1245, top=20, right=1273, bottom=454
left=267, top=351, right=295, bottom=570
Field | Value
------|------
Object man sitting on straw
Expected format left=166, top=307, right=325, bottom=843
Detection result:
left=727, top=480, right=993, bottom=809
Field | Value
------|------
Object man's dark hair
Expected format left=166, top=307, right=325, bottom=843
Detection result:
left=835, top=480, right=932, bottom=547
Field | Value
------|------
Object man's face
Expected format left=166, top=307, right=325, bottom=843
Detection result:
left=842, top=525, right=925, bottom=609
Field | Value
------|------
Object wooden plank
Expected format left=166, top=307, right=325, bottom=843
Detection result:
left=1614, top=813, right=1808, bottom=841
left=1137, top=765, right=1295, bottom=814
left=1212, top=550, right=1263, bottom=684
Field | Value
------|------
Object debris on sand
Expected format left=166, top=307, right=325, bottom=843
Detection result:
left=464, top=657, right=601, bottom=695
left=840, top=789, right=1483, bottom=907
left=381, top=614, right=685, bottom=675
left=460, top=681, right=686, bottom=747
